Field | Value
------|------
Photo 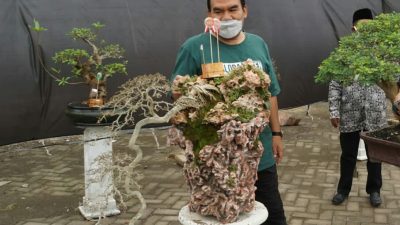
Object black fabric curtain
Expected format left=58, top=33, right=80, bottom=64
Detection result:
left=1, top=0, right=399, bottom=145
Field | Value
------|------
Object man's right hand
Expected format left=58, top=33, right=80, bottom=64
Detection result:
left=330, top=118, right=340, bottom=128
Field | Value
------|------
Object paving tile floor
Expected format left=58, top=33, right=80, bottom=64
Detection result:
left=1, top=102, right=400, bottom=225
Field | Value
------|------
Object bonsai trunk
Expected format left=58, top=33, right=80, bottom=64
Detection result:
left=87, top=79, right=106, bottom=107
left=378, top=81, right=398, bottom=102
left=88, top=80, right=107, bottom=100
left=377, top=80, right=400, bottom=120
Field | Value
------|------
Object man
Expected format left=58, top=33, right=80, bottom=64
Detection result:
left=329, top=8, right=385, bottom=207
left=171, top=0, right=286, bottom=224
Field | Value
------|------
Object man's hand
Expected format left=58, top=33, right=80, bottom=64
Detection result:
left=330, top=118, right=340, bottom=128
left=272, top=136, right=283, bottom=164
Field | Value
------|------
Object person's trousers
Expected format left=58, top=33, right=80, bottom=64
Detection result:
left=337, top=131, right=382, bottom=195
left=255, top=164, right=287, bottom=225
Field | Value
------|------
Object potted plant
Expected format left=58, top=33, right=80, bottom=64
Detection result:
left=315, top=12, right=400, bottom=166
left=30, top=20, right=127, bottom=108
left=90, top=60, right=271, bottom=223
left=168, top=60, right=271, bottom=223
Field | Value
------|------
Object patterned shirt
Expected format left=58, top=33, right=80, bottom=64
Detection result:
left=328, top=81, right=387, bottom=133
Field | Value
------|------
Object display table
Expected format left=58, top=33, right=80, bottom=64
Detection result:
left=178, top=201, right=268, bottom=225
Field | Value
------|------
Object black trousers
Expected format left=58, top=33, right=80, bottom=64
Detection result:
left=255, top=165, right=287, bottom=225
left=337, top=131, right=382, bottom=195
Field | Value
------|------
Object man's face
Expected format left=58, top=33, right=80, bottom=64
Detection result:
left=208, top=0, right=247, bottom=21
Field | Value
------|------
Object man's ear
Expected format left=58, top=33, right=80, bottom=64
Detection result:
left=243, top=6, right=248, bottom=18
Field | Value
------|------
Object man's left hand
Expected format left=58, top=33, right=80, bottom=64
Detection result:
left=272, top=136, right=284, bottom=164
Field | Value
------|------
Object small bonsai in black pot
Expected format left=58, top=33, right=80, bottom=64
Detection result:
left=31, top=21, right=128, bottom=125
left=31, top=20, right=127, bottom=108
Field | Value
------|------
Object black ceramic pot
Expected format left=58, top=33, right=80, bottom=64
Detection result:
left=65, top=102, right=121, bottom=127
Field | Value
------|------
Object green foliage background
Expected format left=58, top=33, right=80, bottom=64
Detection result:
left=315, top=13, right=400, bottom=85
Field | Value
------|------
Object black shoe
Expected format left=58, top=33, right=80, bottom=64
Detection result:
left=332, top=193, right=348, bottom=205
left=370, top=192, right=382, bottom=207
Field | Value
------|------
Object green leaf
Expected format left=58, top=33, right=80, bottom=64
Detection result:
left=30, top=19, right=47, bottom=32
left=50, top=67, right=60, bottom=74
left=92, top=22, right=105, bottom=29
left=57, top=77, right=70, bottom=86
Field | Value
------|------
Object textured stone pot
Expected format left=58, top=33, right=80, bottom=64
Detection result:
left=360, top=125, right=400, bottom=167
left=169, top=117, right=267, bottom=223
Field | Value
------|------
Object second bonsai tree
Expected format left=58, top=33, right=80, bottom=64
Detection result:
left=31, top=20, right=128, bottom=107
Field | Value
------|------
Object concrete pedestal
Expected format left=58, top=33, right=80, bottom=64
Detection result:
left=78, top=126, right=120, bottom=219
left=178, top=201, right=268, bottom=225
left=357, top=139, right=368, bottom=161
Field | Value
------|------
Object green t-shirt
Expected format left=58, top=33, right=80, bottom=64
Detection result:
left=171, top=32, right=281, bottom=171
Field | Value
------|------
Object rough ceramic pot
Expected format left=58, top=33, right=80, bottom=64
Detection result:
left=168, top=116, right=266, bottom=223
left=361, top=125, right=400, bottom=167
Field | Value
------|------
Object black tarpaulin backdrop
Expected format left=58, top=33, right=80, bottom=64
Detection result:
left=1, top=0, right=399, bottom=145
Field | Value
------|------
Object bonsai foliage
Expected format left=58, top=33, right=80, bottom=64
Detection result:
left=31, top=20, right=127, bottom=100
left=169, top=60, right=271, bottom=223
left=315, top=13, right=400, bottom=90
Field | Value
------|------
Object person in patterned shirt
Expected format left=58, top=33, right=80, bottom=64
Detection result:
left=329, top=8, right=386, bottom=207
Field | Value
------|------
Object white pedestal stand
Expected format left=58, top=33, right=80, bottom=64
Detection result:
left=357, top=139, right=368, bottom=161
left=178, top=201, right=268, bottom=225
left=78, top=126, right=121, bottom=219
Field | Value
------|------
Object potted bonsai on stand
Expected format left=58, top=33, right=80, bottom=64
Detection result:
left=30, top=20, right=128, bottom=220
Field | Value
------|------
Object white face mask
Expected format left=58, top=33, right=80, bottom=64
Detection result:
left=219, top=19, right=243, bottom=39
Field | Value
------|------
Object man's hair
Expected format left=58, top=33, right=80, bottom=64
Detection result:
left=207, top=0, right=246, bottom=12
left=353, top=8, right=373, bottom=25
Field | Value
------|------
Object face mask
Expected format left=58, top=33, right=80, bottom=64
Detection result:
left=219, top=19, right=243, bottom=39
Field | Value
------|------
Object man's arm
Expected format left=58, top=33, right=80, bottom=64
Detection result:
left=171, top=44, right=199, bottom=101
left=171, top=44, right=199, bottom=82
left=328, top=80, right=342, bottom=128
left=269, top=96, right=283, bottom=164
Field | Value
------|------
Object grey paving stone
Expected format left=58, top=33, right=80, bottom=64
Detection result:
left=1, top=102, right=400, bottom=225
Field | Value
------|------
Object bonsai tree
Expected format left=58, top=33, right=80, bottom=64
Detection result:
left=99, top=73, right=217, bottom=225
left=31, top=20, right=127, bottom=106
left=315, top=13, right=400, bottom=101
